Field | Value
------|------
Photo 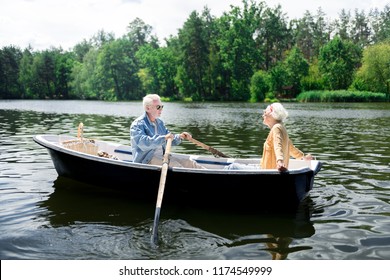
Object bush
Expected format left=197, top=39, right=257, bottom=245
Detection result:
left=250, top=70, right=270, bottom=102
left=264, top=92, right=279, bottom=103
left=296, top=90, right=387, bottom=102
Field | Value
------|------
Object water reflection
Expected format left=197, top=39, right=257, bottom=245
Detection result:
left=37, top=176, right=316, bottom=259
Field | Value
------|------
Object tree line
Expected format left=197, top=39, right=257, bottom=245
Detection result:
left=1, top=0, right=390, bottom=101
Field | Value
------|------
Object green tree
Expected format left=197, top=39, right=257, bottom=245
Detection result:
left=335, top=9, right=351, bottom=41
left=177, top=10, right=210, bottom=100
left=268, top=62, right=288, bottom=94
left=55, top=51, right=75, bottom=99
left=351, top=9, right=372, bottom=47
left=29, top=49, right=57, bottom=99
left=318, top=37, right=362, bottom=90
left=250, top=70, right=269, bottom=102
left=283, top=46, right=309, bottom=96
left=70, top=48, right=99, bottom=99
left=301, top=58, right=325, bottom=91
left=312, top=8, right=331, bottom=58
left=126, top=18, right=157, bottom=51
left=292, top=12, right=315, bottom=61
left=96, top=38, right=141, bottom=100
left=18, top=47, right=34, bottom=98
left=354, top=41, right=390, bottom=96
left=90, top=29, right=115, bottom=48
left=216, top=0, right=263, bottom=100
left=73, top=39, right=93, bottom=63
left=0, top=46, right=23, bottom=98
left=136, top=44, right=179, bottom=97
left=370, top=5, right=390, bottom=43
left=292, top=8, right=330, bottom=62
left=255, top=4, right=291, bottom=71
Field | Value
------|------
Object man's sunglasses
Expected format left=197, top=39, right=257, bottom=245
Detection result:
left=156, top=105, right=164, bottom=110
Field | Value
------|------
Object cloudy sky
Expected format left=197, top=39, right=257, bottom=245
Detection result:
left=1, top=0, right=388, bottom=50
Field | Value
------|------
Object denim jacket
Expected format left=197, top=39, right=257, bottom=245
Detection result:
left=130, top=112, right=181, bottom=163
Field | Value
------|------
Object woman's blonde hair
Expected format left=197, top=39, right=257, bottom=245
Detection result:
left=269, top=102, right=288, bottom=123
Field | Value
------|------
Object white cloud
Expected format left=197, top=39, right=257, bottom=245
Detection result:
left=0, top=0, right=387, bottom=51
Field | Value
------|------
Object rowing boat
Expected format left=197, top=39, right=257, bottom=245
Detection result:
left=33, top=134, right=322, bottom=211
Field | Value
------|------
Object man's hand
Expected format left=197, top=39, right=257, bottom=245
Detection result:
left=165, top=133, right=174, bottom=140
left=180, top=132, right=192, bottom=140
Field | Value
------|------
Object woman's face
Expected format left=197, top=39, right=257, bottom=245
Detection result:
left=262, top=105, right=273, bottom=127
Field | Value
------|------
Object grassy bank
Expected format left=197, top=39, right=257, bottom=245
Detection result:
left=296, top=90, right=388, bottom=102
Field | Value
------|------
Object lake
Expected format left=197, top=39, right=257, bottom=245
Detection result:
left=0, top=100, right=389, bottom=260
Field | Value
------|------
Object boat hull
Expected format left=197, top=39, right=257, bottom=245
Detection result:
left=34, top=135, right=322, bottom=211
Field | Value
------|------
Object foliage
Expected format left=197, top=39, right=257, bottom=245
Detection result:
left=352, top=41, right=390, bottom=98
left=301, top=59, right=325, bottom=91
left=96, top=37, right=142, bottom=101
left=1, top=1, right=390, bottom=101
left=264, top=92, right=278, bottom=103
left=0, top=46, right=23, bottom=98
left=70, top=48, right=99, bottom=99
left=318, top=36, right=362, bottom=90
left=282, top=46, right=309, bottom=96
left=250, top=70, right=269, bottom=102
left=296, top=90, right=387, bottom=102
left=177, top=10, right=211, bottom=100
left=136, top=44, right=178, bottom=97
left=268, top=62, right=288, bottom=94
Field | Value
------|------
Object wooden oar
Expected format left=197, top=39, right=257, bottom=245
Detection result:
left=151, top=137, right=173, bottom=245
left=187, top=137, right=230, bottom=158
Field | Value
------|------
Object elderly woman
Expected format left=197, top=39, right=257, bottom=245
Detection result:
left=225, top=102, right=312, bottom=171
left=261, top=102, right=313, bottom=172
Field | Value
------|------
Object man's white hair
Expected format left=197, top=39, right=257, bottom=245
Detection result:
left=143, top=94, right=160, bottom=110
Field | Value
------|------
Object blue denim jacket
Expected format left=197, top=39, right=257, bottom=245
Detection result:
left=130, top=112, right=181, bottom=163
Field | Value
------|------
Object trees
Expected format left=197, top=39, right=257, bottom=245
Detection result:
left=354, top=41, right=390, bottom=97
left=255, top=4, right=290, bottom=71
left=250, top=70, right=269, bottom=102
left=318, top=37, right=362, bottom=90
left=136, top=43, right=178, bottom=98
left=0, top=46, right=22, bottom=99
left=24, top=49, right=57, bottom=99
left=177, top=10, right=210, bottom=100
left=370, top=5, right=390, bottom=44
left=283, top=46, right=309, bottom=96
left=1, top=1, right=389, bottom=101
left=18, top=47, right=34, bottom=98
left=96, top=38, right=141, bottom=101
left=216, top=0, right=263, bottom=100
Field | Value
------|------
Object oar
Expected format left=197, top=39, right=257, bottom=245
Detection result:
left=187, top=137, right=230, bottom=158
left=151, top=137, right=173, bottom=245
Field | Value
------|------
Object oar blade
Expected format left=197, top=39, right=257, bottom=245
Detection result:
left=151, top=207, right=161, bottom=245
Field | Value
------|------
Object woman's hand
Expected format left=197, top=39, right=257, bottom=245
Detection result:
left=303, top=154, right=314, bottom=160
left=277, top=160, right=288, bottom=172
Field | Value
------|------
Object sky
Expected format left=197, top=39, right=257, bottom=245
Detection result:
left=0, top=0, right=388, bottom=51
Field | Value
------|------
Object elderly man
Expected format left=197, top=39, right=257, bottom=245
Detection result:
left=130, top=94, right=204, bottom=169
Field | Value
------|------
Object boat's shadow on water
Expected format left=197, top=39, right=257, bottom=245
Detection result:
left=39, top=176, right=318, bottom=259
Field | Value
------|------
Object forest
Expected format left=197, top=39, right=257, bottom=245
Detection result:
left=1, top=0, right=390, bottom=102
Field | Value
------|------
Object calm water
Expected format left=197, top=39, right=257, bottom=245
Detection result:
left=0, top=100, right=389, bottom=260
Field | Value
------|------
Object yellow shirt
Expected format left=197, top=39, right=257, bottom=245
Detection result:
left=261, top=123, right=304, bottom=169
